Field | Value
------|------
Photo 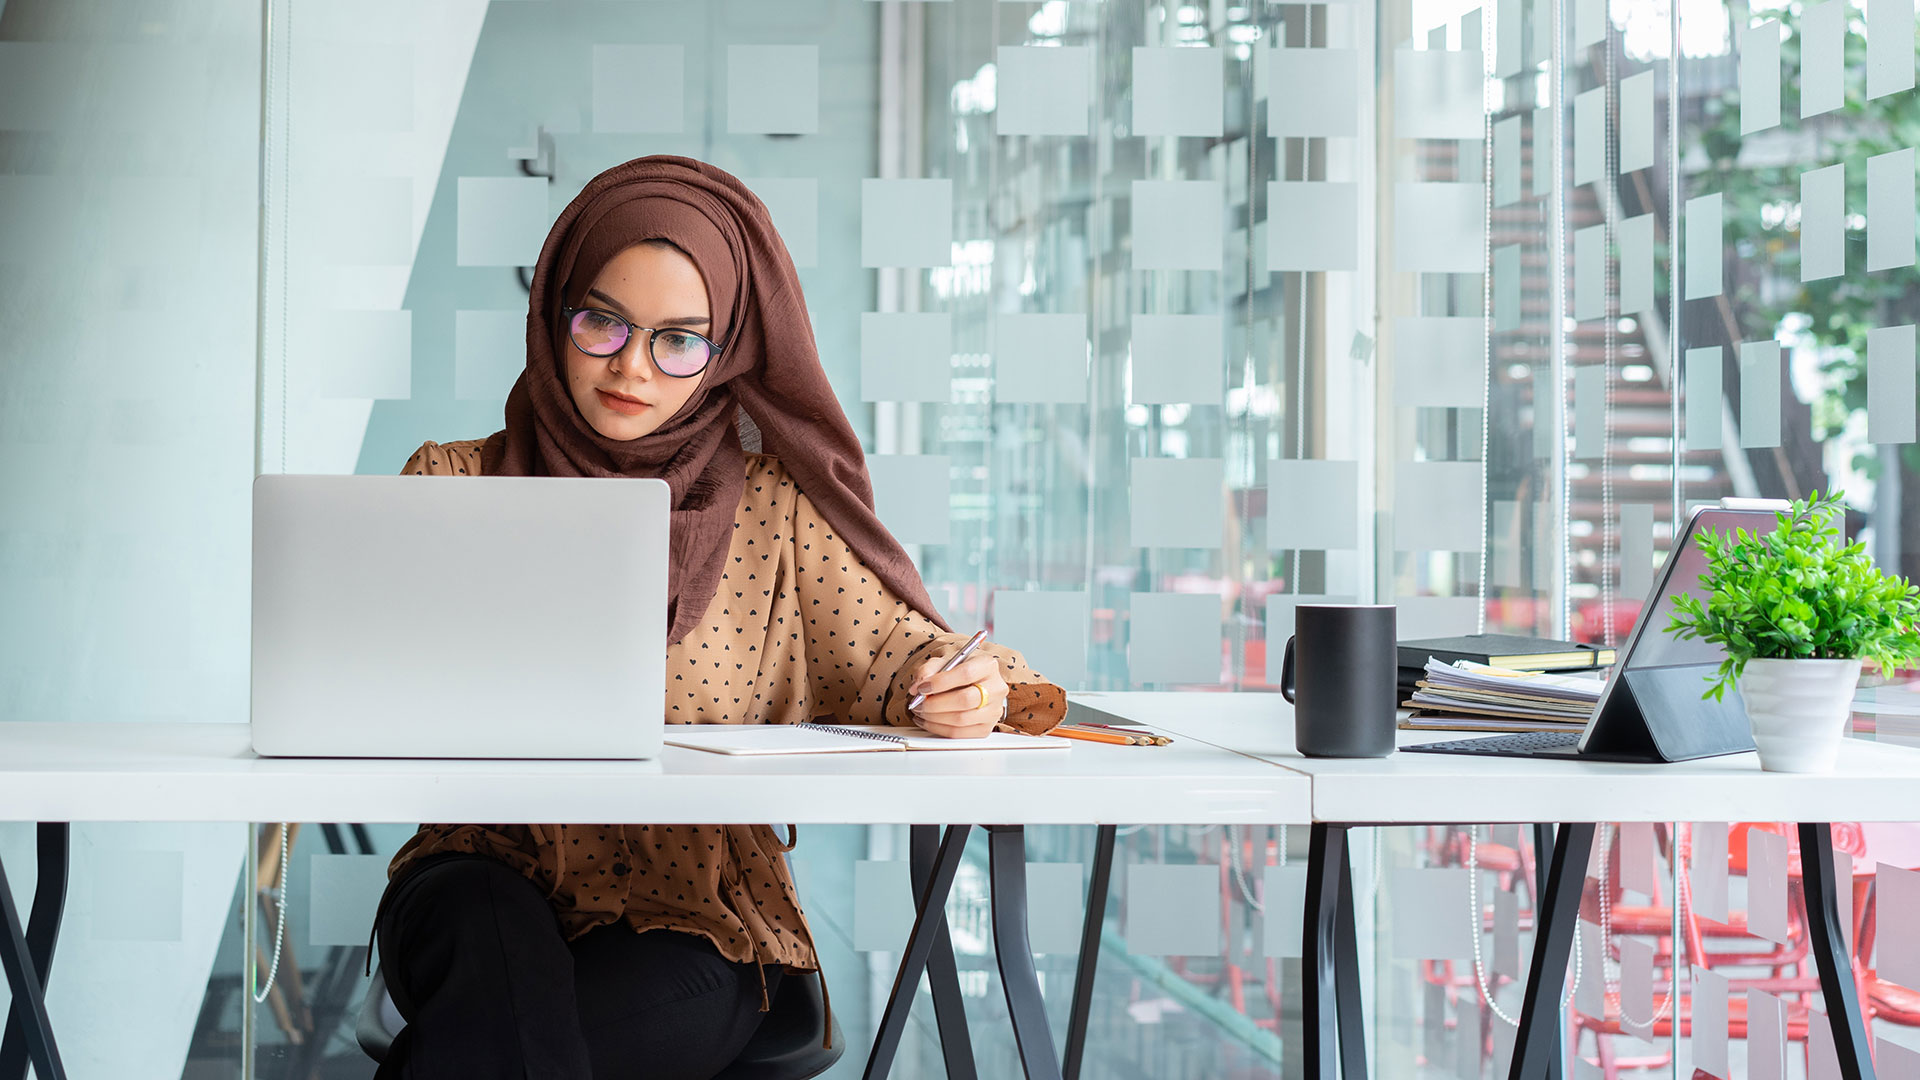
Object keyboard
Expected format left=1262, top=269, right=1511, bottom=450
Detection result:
left=1402, top=730, right=1584, bottom=756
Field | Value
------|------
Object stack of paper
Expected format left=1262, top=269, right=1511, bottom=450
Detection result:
left=1401, top=659, right=1606, bottom=732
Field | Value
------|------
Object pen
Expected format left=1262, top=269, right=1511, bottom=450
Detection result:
left=906, top=629, right=990, bottom=712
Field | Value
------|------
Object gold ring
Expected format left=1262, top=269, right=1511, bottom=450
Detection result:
left=973, top=683, right=989, bottom=711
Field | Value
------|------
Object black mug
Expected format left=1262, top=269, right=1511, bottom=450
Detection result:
left=1279, top=604, right=1397, bottom=758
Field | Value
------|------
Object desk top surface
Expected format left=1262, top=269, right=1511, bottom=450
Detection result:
left=1074, top=691, right=1920, bottom=823
left=0, top=719, right=1309, bottom=825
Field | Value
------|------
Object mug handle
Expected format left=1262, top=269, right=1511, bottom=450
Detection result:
left=1280, top=635, right=1298, bottom=703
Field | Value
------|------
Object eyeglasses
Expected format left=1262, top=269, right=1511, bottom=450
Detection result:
left=562, top=306, right=721, bottom=379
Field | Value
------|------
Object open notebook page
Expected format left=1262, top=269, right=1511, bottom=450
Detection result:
left=806, top=723, right=1072, bottom=751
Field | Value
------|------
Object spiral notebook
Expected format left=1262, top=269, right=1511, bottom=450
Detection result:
left=665, top=722, right=1071, bottom=755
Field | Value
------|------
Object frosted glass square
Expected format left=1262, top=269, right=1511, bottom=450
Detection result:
left=1394, top=461, right=1483, bottom=551
left=1575, top=365, right=1606, bottom=459
left=1691, top=822, right=1730, bottom=922
left=1740, top=22, right=1782, bottom=135
left=1131, top=457, right=1225, bottom=548
left=1573, top=87, right=1605, bottom=187
left=1880, top=864, right=1920, bottom=989
left=1394, top=183, right=1485, bottom=273
left=1025, top=862, right=1085, bottom=954
left=455, top=310, right=525, bottom=402
left=1879, top=1039, right=1920, bottom=1076
left=593, top=45, right=685, bottom=133
left=853, top=860, right=913, bottom=951
left=995, top=313, right=1087, bottom=403
left=309, top=854, right=390, bottom=946
left=1576, top=921, right=1605, bottom=1016
left=727, top=45, right=818, bottom=135
left=1574, top=223, right=1606, bottom=322
left=1266, top=48, right=1359, bottom=137
left=1685, top=194, right=1723, bottom=299
left=1619, top=822, right=1656, bottom=898
left=1531, top=0, right=1553, bottom=66
left=1740, top=340, right=1782, bottom=449
left=1802, top=164, right=1845, bottom=282
left=1802, top=0, right=1845, bottom=117
left=1394, top=317, right=1486, bottom=408
left=1126, top=864, right=1221, bottom=955
left=862, top=179, right=951, bottom=268
left=1395, top=596, right=1478, bottom=639
left=1268, top=459, right=1359, bottom=549
left=1870, top=325, right=1918, bottom=444
left=310, top=310, right=411, bottom=400
left=1266, top=596, right=1361, bottom=649
left=860, top=313, right=951, bottom=402
left=297, top=43, right=412, bottom=132
left=1493, top=885, right=1521, bottom=978
left=1390, top=868, right=1472, bottom=959
left=1533, top=106, right=1554, bottom=197
left=868, top=454, right=950, bottom=545
left=1261, top=865, right=1308, bottom=957
left=1496, top=0, right=1523, bottom=77
left=457, top=177, right=548, bottom=268
left=1621, top=504, right=1655, bottom=600
left=1494, top=116, right=1521, bottom=207
left=1132, top=47, right=1223, bottom=137
left=1693, top=966, right=1730, bottom=1077
left=1128, top=592, right=1222, bottom=684
left=1267, top=182, right=1358, bottom=271
left=1620, top=71, right=1655, bottom=172
left=1749, top=990, right=1787, bottom=1080
left=1618, top=213, right=1655, bottom=315
left=1619, top=936, right=1653, bottom=1038
left=993, top=590, right=1089, bottom=686
left=1492, top=500, right=1522, bottom=587
left=90, top=848, right=182, bottom=941
left=744, top=177, right=818, bottom=268
left=1494, top=244, right=1522, bottom=331
left=0, top=43, right=71, bottom=131
left=1868, top=149, right=1915, bottom=271
left=318, top=177, right=412, bottom=265
left=1869, top=0, right=1916, bottom=99
left=1810, top=1007, right=1842, bottom=1080
left=1394, top=49, right=1484, bottom=139
left=1685, top=347, right=1724, bottom=451
left=1574, top=0, right=1606, bottom=47
left=1133, top=180, right=1222, bottom=270
left=1747, top=827, right=1790, bottom=944
left=1131, top=314, right=1224, bottom=404
left=997, top=45, right=1091, bottom=135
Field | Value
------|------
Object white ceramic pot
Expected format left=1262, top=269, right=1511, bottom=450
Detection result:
left=1735, top=658, right=1862, bottom=773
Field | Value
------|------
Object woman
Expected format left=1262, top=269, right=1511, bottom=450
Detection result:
left=370, top=155, right=1066, bottom=1080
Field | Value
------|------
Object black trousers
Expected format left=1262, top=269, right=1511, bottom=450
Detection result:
left=373, top=853, right=780, bottom=1080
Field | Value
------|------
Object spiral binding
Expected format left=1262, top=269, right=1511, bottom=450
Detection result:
left=802, top=722, right=910, bottom=745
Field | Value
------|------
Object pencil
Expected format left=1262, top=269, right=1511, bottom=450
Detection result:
left=1051, top=725, right=1138, bottom=746
left=1075, top=721, right=1174, bottom=745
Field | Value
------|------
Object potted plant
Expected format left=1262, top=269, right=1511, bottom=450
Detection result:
left=1664, top=491, right=1920, bottom=773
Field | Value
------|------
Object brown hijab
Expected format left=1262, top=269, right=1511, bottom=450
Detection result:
left=482, top=155, right=950, bottom=646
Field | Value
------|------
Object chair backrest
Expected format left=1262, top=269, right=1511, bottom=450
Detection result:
left=355, top=967, right=400, bottom=1063
left=712, top=967, right=844, bottom=1080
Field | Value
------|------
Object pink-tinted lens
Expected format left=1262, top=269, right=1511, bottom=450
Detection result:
left=651, top=329, right=714, bottom=377
left=569, top=309, right=629, bottom=356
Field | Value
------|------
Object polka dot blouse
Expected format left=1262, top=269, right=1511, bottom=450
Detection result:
left=386, top=438, right=1068, bottom=975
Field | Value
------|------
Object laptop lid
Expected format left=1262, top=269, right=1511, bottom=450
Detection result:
left=250, top=474, right=670, bottom=759
left=1573, top=503, right=1783, bottom=761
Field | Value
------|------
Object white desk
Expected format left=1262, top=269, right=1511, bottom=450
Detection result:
left=0, top=720, right=1309, bottom=1080
left=1071, top=690, right=1920, bottom=1080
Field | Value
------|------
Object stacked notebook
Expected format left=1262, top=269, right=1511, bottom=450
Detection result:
left=1400, top=658, right=1606, bottom=733
left=1397, top=634, right=1614, bottom=698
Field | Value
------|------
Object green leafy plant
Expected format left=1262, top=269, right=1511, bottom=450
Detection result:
left=1665, top=491, right=1920, bottom=700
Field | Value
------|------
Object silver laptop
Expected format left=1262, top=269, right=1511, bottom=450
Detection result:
left=250, top=474, right=670, bottom=759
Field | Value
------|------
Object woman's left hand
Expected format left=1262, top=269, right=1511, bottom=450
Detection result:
left=906, top=649, right=1009, bottom=738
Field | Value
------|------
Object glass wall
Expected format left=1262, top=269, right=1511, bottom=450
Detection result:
left=7, top=0, right=1920, bottom=1075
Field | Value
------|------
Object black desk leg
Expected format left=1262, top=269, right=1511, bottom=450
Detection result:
left=1798, top=822, right=1877, bottom=1080
left=1529, top=824, right=1563, bottom=1080
left=1333, top=829, right=1366, bottom=1080
left=865, top=824, right=973, bottom=1080
left=1304, top=823, right=1363, bottom=1080
left=1062, top=823, right=1116, bottom=1080
left=911, top=824, right=979, bottom=1080
left=1508, top=822, right=1594, bottom=1080
left=986, top=826, right=1063, bottom=1080
left=0, top=823, right=69, bottom=1080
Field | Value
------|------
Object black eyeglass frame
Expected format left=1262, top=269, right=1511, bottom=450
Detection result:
left=560, top=306, right=724, bottom=378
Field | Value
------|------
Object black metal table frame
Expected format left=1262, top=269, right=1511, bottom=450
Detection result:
left=2, top=819, right=1878, bottom=1080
